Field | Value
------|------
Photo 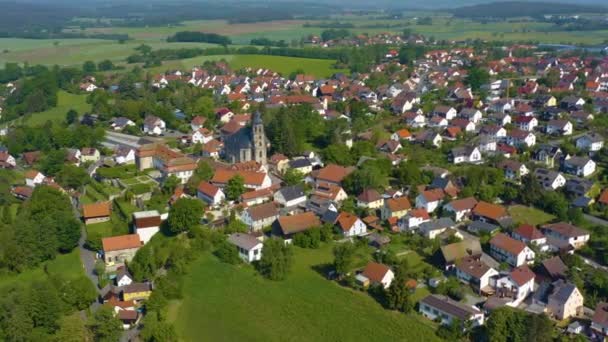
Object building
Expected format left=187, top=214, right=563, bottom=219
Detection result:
left=489, top=233, right=535, bottom=267
left=240, top=202, right=279, bottom=231
left=415, top=188, right=445, bottom=213
left=273, top=185, right=307, bottom=208
left=534, top=168, right=566, bottom=191
left=419, top=217, right=456, bottom=239
left=591, top=302, right=608, bottom=336
left=541, top=222, right=589, bottom=250
left=273, top=212, right=321, bottom=241
left=132, top=211, right=162, bottom=244
left=224, top=111, right=268, bottom=165
left=197, top=181, right=225, bottom=206
left=419, top=294, right=485, bottom=327
left=143, top=115, right=166, bottom=136
left=562, top=156, right=596, bottom=177
left=456, top=256, right=498, bottom=294
left=547, top=280, right=584, bottom=320
left=576, top=133, right=604, bottom=152
left=336, top=212, right=367, bottom=237
left=471, top=201, right=509, bottom=226
left=102, top=234, right=142, bottom=270
left=211, top=169, right=272, bottom=191
left=82, top=202, right=111, bottom=225
left=361, top=262, right=395, bottom=289
left=357, top=188, right=384, bottom=209
left=443, top=197, right=478, bottom=222
left=228, top=233, right=263, bottom=263
left=381, top=197, right=411, bottom=220
left=136, top=143, right=196, bottom=184
left=440, top=239, right=482, bottom=270
left=492, top=265, right=535, bottom=306
left=121, top=282, right=153, bottom=302
left=512, top=224, right=546, bottom=246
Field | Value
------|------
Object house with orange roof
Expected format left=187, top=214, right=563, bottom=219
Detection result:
left=443, top=197, right=478, bottom=222
left=471, top=201, right=509, bottom=226
left=336, top=212, right=367, bottom=237
left=391, top=128, right=412, bottom=142
left=360, top=262, right=395, bottom=289
left=492, top=265, right=535, bottom=306
left=312, top=164, right=355, bottom=186
left=82, top=202, right=111, bottom=225
left=25, top=169, right=45, bottom=187
left=357, top=188, right=384, bottom=209
left=102, top=234, right=142, bottom=270
left=381, top=197, right=411, bottom=220
left=489, top=233, right=535, bottom=267
left=399, top=208, right=431, bottom=231
left=415, top=188, right=445, bottom=213
left=136, top=143, right=196, bottom=184
left=273, top=212, right=321, bottom=241
left=211, top=168, right=272, bottom=191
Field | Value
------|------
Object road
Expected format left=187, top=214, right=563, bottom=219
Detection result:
left=583, top=213, right=608, bottom=227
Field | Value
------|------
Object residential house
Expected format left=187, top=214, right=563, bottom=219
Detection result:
left=240, top=202, right=279, bottom=231
left=514, top=115, right=538, bottom=131
left=534, top=168, right=566, bottom=191
left=115, top=267, right=133, bottom=287
left=498, top=160, right=529, bottom=181
left=110, top=117, right=136, bottom=131
left=449, top=146, right=482, bottom=164
left=541, top=256, right=568, bottom=281
left=132, top=211, right=162, bottom=244
left=492, top=265, right=536, bottom=306
left=399, top=208, right=431, bottom=231
left=228, top=233, right=263, bottom=263
left=25, top=170, right=45, bottom=187
left=114, top=147, right=136, bottom=165
left=507, top=129, right=536, bottom=148
left=533, top=145, right=563, bottom=168
left=416, top=188, right=445, bottom=213
left=591, top=302, right=608, bottom=336
left=312, top=164, right=354, bottom=186
left=82, top=202, right=111, bottom=225
left=419, top=217, right=456, bottom=239
left=541, top=222, right=590, bottom=250
left=471, top=201, right=509, bottom=226
left=489, top=233, right=535, bottom=267
left=512, top=224, right=547, bottom=246
left=336, top=212, right=367, bottom=237
left=197, top=181, right=225, bottom=206
left=459, top=108, right=483, bottom=124
left=560, top=96, right=585, bottom=109
left=102, top=234, right=142, bottom=270
left=433, top=106, right=457, bottom=120
left=136, top=143, right=196, bottom=184
left=357, top=188, right=384, bottom=209
left=443, top=197, right=478, bottom=222
left=274, top=212, right=322, bottom=241
left=273, top=185, right=306, bottom=208
left=241, top=188, right=274, bottom=207
left=456, top=256, right=499, bottom=294
left=143, top=116, right=166, bottom=136
left=391, top=129, right=412, bottom=142
left=419, top=295, right=485, bottom=327
left=191, top=128, right=214, bottom=144
left=381, top=197, right=412, bottom=220
left=211, top=169, right=272, bottom=190
left=80, top=147, right=100, bottom=163
left=288, top=158, right=313, bottom=175
left=546, top=120, right=573, bottom=136
left=0, top=151, right=16, bottom=168
left=562, top=156, right=596, bottom=177
left=121, top=282, right=153, bottom=302
left=361, top=262, right=395, bottom=289
left=190, top=116, right=207, bottom=131
left=576, top=133, right=604, bottom=152
left=547, top=280, right=584, bottom=320
left=467, top=221, right=500, bottom=235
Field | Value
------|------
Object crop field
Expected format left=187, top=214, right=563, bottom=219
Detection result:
left=172, top=245, right=439, bottom=342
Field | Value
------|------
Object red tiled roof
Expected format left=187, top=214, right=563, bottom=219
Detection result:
left=82, top=202, right=111, bottom=219
left=362, top=262, right=391, bottom=283
left=473, top=201, right=507, bottom=221
left=386, top=197, right=411, bottom=212
left=336, top=212, right=360, bottom=232
left=514, top=224, right=544, bottom=241
left=490, top=233, right=526, bottom=256
left=102, top=234, right=141, bottom=252
left=510, top=265, right=535, bottom=286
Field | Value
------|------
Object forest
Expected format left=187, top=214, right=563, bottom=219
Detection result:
left=449, top=1, right=607, bottom=19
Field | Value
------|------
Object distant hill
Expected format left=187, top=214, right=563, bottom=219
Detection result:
left=448, top=1, right=608, bottom=18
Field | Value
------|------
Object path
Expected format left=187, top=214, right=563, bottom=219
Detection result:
left=583, top=213, right=608, bottom=227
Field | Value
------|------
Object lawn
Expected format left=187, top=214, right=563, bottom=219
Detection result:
left=508, top=205, right=556, bottom=226
left=0, top=249, right=84, bottom=291
left=86, top=213, right=130, bottom=238
left=173, top=245, right=440, bottom=342
left=14, top=90, right=91, bottom=127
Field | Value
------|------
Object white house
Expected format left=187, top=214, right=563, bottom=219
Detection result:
left=114, top=147, right=136, bottom=165
left=419, top=295, right=485, bottom=327
left=562, top=156, right=596, bottom=177
left=456, top=257, right=499, bottom=293
left=399, top=208, right=431, bottom=231
left=492, top=265, right=535, bottom=307
left=361, top=262, right=395, bottom=289
left=0, top=151, right=16, bottom=168
left=415, top=189, right=445, bottom=213
left=143, top=116, right=166, bottom=136
left=132, top=211, right=162, bottom=244
left=228, top=233, right=263, bottom=263
left=534, top=168, right=567, bottom=191
left=489, top=233, right=535, bottom=267
left=450, top=146, right=482, bottom=164
left=514, top=116, right=538, bottom=131
left=546, top=120, right=573, bottom=136
left=191, top=128, right=214, bottom=144
left=576, top=133, right=604, bottom=152
left=115, top=268, right=133, bottom=287
left=507, top=129, right=536, bottom=148
left=443, top=197, right=478, bottom=222
left=541, top=222, right=590, bottom=250
left=273, top=185, right=307, bottom=208
left=197, top=181, right=225, bottom=206
left=240, top=202, right=279, bottom=231
left=25, top=170, right=45, bottom=187
left=336, top=212, right=367, bottom=237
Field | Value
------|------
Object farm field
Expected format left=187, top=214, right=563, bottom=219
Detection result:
left=17, top=90, right=91, bottom=126
left=0, top=249, right=84, bottom=291
left=172, top=245, right=439, bottom=342
left=508, top=205, right=556, bottom=226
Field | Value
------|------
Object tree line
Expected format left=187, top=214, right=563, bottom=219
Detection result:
left=167, top=31, right=232, bottom=46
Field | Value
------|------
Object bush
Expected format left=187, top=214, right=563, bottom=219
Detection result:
left=293, top=227, right=321, bottom=248
left=214, top=240, right=242, bottom=264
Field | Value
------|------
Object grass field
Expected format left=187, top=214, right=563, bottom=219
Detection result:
left=173, top=245, right=439, bottom=342
left=508, top=205, right=556, bottom=226
left=13, top=90, right=91, bottom=127
left=0, top=249, right=84, bottom=291
left=154, top=54, right=347, bottom=78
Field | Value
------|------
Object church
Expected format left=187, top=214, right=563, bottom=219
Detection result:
left=223, top=111, right=269, bottom=165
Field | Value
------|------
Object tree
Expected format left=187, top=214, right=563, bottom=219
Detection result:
left=386, top=270, right=414, bottom=313
left=333, top=242, right=356, bottom=276
left=162, top=175, right=180, bottom=194
left=56, top=276, right=97, bottom=310
left=56, top=164, right=91, bottom=189
left=82, top=61, right=97, bottom=73
left=214, top=240, right=241, bottom=264
left=53, top=313, right=92, bottom=342
left=66, top=109, right=78, bottom=125
left=168, top=198, right=204, bottom=234
left=140, top=312, right=178, bottom=342
left=97, top=60, right=114, bottom=71
left=257, top=238, right=293, bottom=280
left=88, top=307, right=122, bottom=342
left=282, top=168, right=304, bottom=186
left=466, top=66, right=490, bottom=91
left=225, top=175, right=245, bottom=201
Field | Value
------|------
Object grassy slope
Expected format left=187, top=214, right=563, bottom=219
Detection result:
left=174, top=245, right=439, bottom=342
left=20, top=90, right=91, bottom=126
left=508, top=204, right=556, bottom=226
left=0, top=249, right=84, bottom=291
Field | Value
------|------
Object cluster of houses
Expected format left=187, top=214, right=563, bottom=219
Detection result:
left=304, top=32, right=426, bottom=48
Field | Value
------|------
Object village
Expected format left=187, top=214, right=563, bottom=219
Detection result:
left=4, top=42, right=608, bottom=340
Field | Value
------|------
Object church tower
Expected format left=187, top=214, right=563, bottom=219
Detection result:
left=252, top=111, right=268, bottom=165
